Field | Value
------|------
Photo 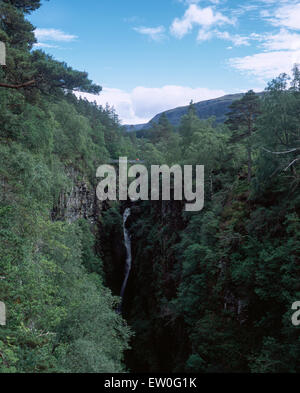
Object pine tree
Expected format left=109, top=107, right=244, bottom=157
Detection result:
left=179, top=100, right=198, bottom=154
left=151, top=112, right=173, bottom=143
left=225, top=90, right=261, bottom=183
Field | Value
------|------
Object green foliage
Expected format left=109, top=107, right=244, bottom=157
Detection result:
left=1, top=0, right=299, bottom=375
left=121, top=72, right=300, bottom=374
left=0, top=0, right=134, bottom=373
left=0, top=207, right=132, bottom=372
left=3, top=0, right=43, bottom=13
left=225, top=90, right=262, bottom=183
left=255, top=72, right=300, bottom=189
left=31, top=50, right=102, bottom=94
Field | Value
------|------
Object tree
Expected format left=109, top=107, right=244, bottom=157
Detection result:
left=255, top=72, right=300, bottom=185
left=30, top=50, right=102, bottom=94
left=0, top=1, right=100, bottom=93
left=151, top=112, right=173, bottom=144
left=3, top=0, right=43, bottom=13
left=226, top=90, right=261, bottom=183
left=290, top=64, right=300, bottom=92
left=179, top=100, right=198, bottom=154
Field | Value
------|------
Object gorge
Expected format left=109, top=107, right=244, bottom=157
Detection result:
left=0, top=0, right=299, bottom=374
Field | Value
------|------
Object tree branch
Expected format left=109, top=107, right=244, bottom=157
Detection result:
left=284, top=158, right=300, bottom=171
left=0, top=80, right=36, bottom=89
left=262, top=147, right=300, bottom=155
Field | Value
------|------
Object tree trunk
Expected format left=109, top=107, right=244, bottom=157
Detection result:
left=247, top=145, right=252, bottom=183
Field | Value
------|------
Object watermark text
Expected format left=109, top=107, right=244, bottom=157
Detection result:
left=96, top=158, right=204, bottom=212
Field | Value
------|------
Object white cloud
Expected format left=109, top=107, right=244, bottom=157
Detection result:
left=227, top=1, right=300, bottom=80
left=229, top=50, right=300, bottom=79
left=76, top=85, right=226, bottom=125
left=170, top=4, right=234, bottom=39
left=33, top=42, right=59, bottom=49
left=179, top=0, right=220, bottom=4
left=270, top=3, right=300, bottom=30
left=170, top=3, right=251, bottom=46
left=34, top=28, right=77, bottom=42
left=130, top=85, right=226, bottom=120
left=232, top=4, right=260, bottom=17
left=262, top=29, right=300, bottom=50
left=190, top=28, right=252, bottom=46
left=197, top=28, right=214, bottom=41
left=133, top=26, right=165, bottom=41
left=214, top=30, right=251, bottom=46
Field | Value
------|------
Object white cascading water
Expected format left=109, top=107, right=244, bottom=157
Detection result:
left=118, top=208, right=132, bottom=314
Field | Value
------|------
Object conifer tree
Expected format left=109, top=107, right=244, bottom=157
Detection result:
left=225, top=90, right=261, bottom=182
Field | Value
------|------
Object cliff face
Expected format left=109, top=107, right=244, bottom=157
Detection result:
left=51, top=167, right=101, bottom=224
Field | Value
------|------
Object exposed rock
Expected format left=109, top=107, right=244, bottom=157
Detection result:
left=51, top=167, right=101, bottom=224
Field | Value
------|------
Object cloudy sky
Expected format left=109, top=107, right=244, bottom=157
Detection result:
left=30, top=0, right=300, bottom=124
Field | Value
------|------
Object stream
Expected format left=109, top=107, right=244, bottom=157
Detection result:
left=118, top=208, right=132, bottom=314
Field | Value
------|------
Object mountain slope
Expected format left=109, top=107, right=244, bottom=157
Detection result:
left=124, top=92, right=262, bottom=132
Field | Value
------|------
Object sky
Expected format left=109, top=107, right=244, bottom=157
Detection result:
left=29, top=0, right=300, bottom=124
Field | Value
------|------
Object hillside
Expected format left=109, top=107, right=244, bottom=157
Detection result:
left=124, top=92, right=259, bottom=132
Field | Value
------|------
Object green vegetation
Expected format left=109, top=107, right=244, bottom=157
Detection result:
left=0, top=0, right=299, bottom=374
left=122, top=77, right=300, bottom=373
left=0, top=0, right=134, bottom=373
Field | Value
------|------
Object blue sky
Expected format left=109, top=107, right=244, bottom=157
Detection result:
left=29, top=0, right=300, bottom=124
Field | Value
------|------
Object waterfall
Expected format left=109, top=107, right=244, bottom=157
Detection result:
left=118, top=208, right=132, bottom=314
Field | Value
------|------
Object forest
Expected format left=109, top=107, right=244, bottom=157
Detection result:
left=0, top=0, right=299, bottom=373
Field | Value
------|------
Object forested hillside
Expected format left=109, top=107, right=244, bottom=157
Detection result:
left=124, top=92, right=264, bottom=133
left=0, top=0, right=136, bottom=372
left=0, top=0, right=299, bottom=374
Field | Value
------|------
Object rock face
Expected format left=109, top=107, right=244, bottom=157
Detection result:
left=51, top=167, right=101, bottom=224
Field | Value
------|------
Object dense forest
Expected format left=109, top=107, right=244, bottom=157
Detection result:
left=0, top=0, right=299, bottom=373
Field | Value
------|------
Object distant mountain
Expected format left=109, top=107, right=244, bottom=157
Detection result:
left=124, top=123, right=148, bottom=132
left=124, top=92, right=263, bottom=132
